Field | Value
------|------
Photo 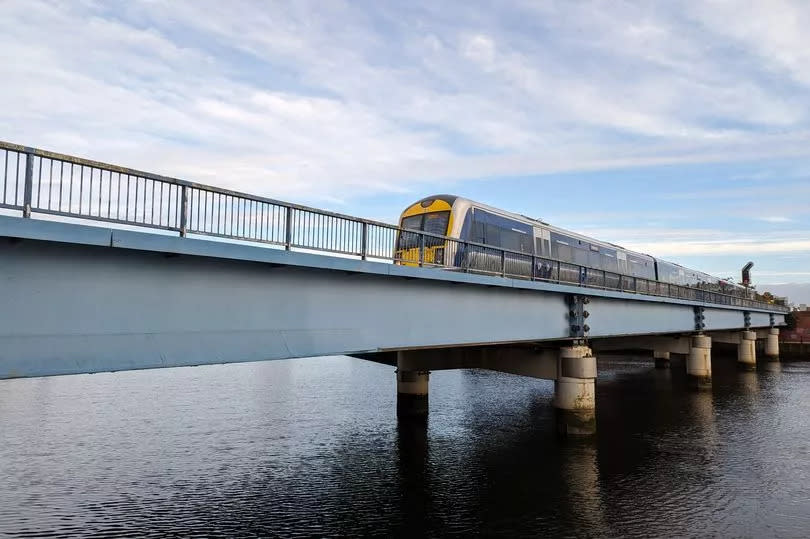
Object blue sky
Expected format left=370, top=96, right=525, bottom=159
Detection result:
left=2, top=1, right=809, bottom=298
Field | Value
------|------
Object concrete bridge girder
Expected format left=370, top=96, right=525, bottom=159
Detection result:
left=709, top=331, right=745, bottom=345
left=755, top=328, right=774, bottom=340
left=396, top=347, right=559, bottom=380
left=591, top=336, right=692, bottom=355
left=585, top=301, right=773, bottom=341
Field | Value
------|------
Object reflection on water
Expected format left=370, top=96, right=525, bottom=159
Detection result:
left=763, top=360, right=783, bottom=373
left=1, top=354, right=809, bottom=537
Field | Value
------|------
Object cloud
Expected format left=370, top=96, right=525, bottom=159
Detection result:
left=631, top=239, right=810, bottom=256
left=758, top=216, right=793, bottom=223
left=1, top=0, right=810, bottom=207
left=753, top=272, right=810, bottom=277
left=461, top=33, right=496, bottom=65
left=687, top=0, right=810, bottom=87
left=578, top=227, right=810, bottom=257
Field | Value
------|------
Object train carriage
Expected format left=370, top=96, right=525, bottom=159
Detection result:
left=395, top=194, right=745, bottom=297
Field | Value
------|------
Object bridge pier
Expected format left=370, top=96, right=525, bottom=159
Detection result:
left=653, top=350, right=671, bottom=369
left=396, top=352, right=430, bottom=418
left=687, top=335, right=712, bottom=387
left=737, top=330, right=757, bottom=370
left=396, top=369, right=430, bottom=418
left=554, top=345, right=597, bottom=435
left=765, top=328, right=780, bottom=361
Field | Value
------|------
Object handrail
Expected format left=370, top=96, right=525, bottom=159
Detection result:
left=0, top=140, right=789, bottom=313
left=0, top=140, right=393, bottom=227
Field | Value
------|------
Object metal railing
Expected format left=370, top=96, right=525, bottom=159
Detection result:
left=0, top=140, right=789, bottom=313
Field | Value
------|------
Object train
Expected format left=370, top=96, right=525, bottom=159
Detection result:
left=395, top=194, right=751, bottom=298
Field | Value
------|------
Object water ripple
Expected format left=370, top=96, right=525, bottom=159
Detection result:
left=0, top=356, right=809, bottom=536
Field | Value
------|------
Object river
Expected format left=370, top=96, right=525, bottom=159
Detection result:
left=1, top=354, right=809, bottom=537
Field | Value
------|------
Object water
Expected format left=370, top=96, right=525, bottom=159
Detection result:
left=1, top=354, right=809, bottom=537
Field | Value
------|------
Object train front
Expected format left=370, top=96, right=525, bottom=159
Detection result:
left=395, top=196, right=455, bottom=266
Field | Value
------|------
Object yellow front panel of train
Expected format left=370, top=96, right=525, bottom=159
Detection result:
left=396, top=199, right=453, bottom=266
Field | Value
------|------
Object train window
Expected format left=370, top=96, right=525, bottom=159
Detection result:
left=627, top=256, right=654, bottom=278
left=401, top=215, right=422, bottom=231
left=398, top=211, right=449, bottom=248
left=423, top=212, right=450, bottom=247
left=574, top=247, right=589, bottom=266
left=424, top=212, right=449, bottom=235
left=470, top=210, right=486, bottom=244
left=553, top=241, right=573, bottom=262
left=503, top=230, right=521, bottom=251
left=588, top=250, right=602, bottom=270
left=601, top=252, right=618, bottom=272
left=499, top=228, right=532, bottom=252
left=470, top=220, right=485, bottom=243
left=485, top=224, right=502, bottom=247
left=658, top=261, right=680, bottom=284
left=518, top=231, right=532, bottom=253
left=470, top=209, right=533, bottom=252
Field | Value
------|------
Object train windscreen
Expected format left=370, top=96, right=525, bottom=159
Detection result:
left=398, top=211, right=450, bottom=249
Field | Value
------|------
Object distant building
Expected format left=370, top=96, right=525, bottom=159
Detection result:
left=799, top=304, right=808, bottom=311
left=782, top=310, right=810, bottom=342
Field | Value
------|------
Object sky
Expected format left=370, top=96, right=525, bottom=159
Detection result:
left=2, top=1, right=809, bottom=301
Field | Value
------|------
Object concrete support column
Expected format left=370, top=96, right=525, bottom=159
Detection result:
left=765, top=328, right=780, bottom=360
left=396, top=369, right=429, bottom=417
left=737, top=330, right=757, bottom=370
left=554, top=345, right=597, bottom=435
left=653, top=350, right=671, bottom=369
left=396, top=351, right=429, bottom=417
left=687, top=335, right=712, bottom=387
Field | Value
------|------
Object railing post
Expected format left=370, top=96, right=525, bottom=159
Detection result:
left=500, top=250, right=506, bottom=276
left=556, top=260, right=561, bottom=283
left=418, top=233, right=425, bottom=267
left=285, top=207, right=293, bottom=250
left=531, top=255, right=537, bottom=280
left=22, top=152, right=34, bottom=218
left=464, top=241, right=470, bottom=272
left=179, top=185, right=188, bottom=237
left=361, top=222, right=368, bottom=260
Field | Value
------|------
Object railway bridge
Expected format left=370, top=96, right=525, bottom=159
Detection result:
left=0, top=142, right=789, bottom=433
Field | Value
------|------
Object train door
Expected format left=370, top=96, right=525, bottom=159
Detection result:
left=617, top=251, right=628, bottom=274
left=533, top=227, right=552, bottom=278
left=534, top=228, right=551, bottom=256
left=540, top=228, right=551, bottom=256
